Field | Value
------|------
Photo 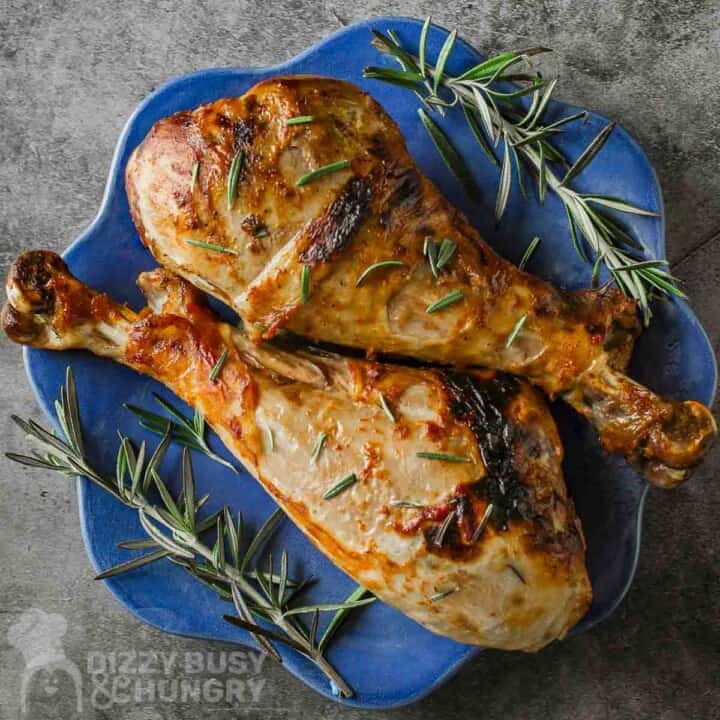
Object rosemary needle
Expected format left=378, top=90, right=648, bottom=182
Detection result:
left=507, top=563, right=527, bottom=585
left=433, top=510, right=455, bottom=547
left=323, top=473, right=358, bottom=500
left=518, top=237, right=540, bottom=271
left=190, top=161, right=200, bottom=192
left=470, top=503, right=494, bottom=543
left=209, top=349, right=228, bottom=382
left=379, top=393, right=396, bottom=423
left=296, top=159, right=351, bottom=187
left=426, top=290, right=464, bottom=314
left=435, top=238, right=457, bottom=272
left=227, top=150, right=244, bottom=210
left=355, top=260, right=405, bottom=286
left=300, top=265, right=311, bottom=303
left=310, top=431, right=327, bottom=463
left=505, top=314, right=527, bottom=348
left=265, top=425, right=275, bottom=452
left=185, top=239, right=239, bottom=256
left=416, top=451, right=471, bottom=463
left=430, top=588, right=457, bottom=603
left=286, top=115, right=314, bottom=125
left=317, top=585, right=370, bottom=652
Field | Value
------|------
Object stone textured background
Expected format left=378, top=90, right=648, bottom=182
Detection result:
left=1, top=1, right=718, bottom=718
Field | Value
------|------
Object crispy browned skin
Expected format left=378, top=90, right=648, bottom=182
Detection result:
left=125, top=76, right=715, bottom=488
left=3, top=250, right=591, bottom=650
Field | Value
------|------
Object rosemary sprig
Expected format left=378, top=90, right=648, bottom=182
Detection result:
left=124, top=394, right=238, bottom=473
left=430, top=588, right=457, bottom=602
left=296, top=159, right=351, bottom=187
left=190, top=161, right=200, bottom=192
left=7, top=368, right=376, bottom=698
left=365, top=19, right=683, bottom=324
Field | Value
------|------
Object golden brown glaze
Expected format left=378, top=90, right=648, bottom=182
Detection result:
left=3, top=250, right=590, bottom=651
left=125, top=76, right=715, bottom=488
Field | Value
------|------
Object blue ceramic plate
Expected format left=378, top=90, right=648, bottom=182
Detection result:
left=22, top=16, right=717, bottom=710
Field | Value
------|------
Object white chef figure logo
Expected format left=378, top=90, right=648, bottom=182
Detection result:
left=7, top=608, right=83, bottom=717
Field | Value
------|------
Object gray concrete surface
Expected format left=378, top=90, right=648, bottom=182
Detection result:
left=1, top=1, right=718, bottom=718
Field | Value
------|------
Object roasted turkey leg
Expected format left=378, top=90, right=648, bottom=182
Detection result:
left=125, top=76, right=715, bottom=487
left=3, top=250, right=590, bottom=651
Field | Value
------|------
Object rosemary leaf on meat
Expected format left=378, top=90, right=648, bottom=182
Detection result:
left=300, top=264, right=311, bottom=303
left=6, top=368, right=370, bottom=698
left=310, top=431, right=327, bottom=463
left=227, top=150, right=244, bottom=210
left=286, top=115, right=315, bottom=125
left=264, top=424, right=275, bottom=452
left=416, top=451, right=471, bottom=463
left=390, top=500, right=425, bottom=508
left=507, top=563, right=527, bottom=585
left=470, top=503, right=494, bottom=543
left=124, top=393, right=238, bottom=473
left=425, top=236, right=439, bottom=277
left=518, top=236, right=540, bottom=271
left=190, top=161, right=200, bottom=192
left=424, top=238, right=456, bottom=279
left=323, top=473, right=358, bottom=500
left=355, top=260, right=406, bottom=286
left=185, top=239, right=239, bottom=256
left=430, top=588, right=457, bottom=602
left=296, top=159, right=351, bottom=187
left=426, top=289, right=464, bottom=314
left=505, top=314, right=527, bottom=348
left=209, top=349, right=229, bottom=382
left=433, top=510, right=455, bottom=547
left=365, top=19, right=681, bottom=324
left=379, top=393, right=396, bottom=423
left=436, top=238, right=457, bottom=271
